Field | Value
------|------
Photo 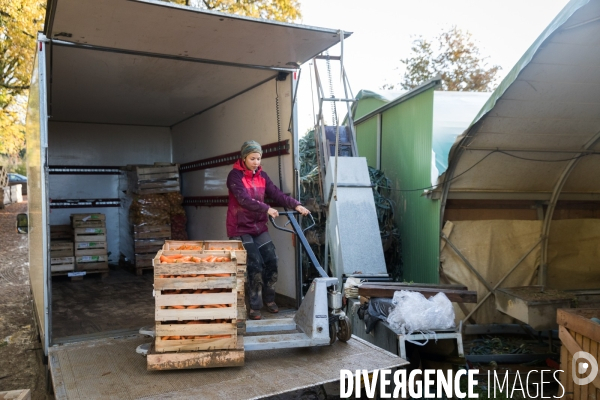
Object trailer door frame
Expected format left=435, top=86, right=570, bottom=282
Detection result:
left=26, top=33, right=51, bottom=355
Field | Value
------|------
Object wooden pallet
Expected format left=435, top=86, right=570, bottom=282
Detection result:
left=51, top=268, right=109, bottom=281
left=128, top=164, right=180, bottom=195
left=147, top=336, right=244, bottom=371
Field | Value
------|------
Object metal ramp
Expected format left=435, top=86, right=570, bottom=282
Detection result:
left=48, top=334, right=407, bottom=400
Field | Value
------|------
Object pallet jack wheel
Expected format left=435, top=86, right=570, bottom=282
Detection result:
left=337, top=316, right=352, bottom=342
left=329, top=323, right=337, bottom=345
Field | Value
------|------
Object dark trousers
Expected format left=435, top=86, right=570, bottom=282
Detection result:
left=230, top=232, right=278, bottom=311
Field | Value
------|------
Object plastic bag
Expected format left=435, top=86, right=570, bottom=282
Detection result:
left=129, top=194, right=170, bottom=226
left=387, top=291, right=455, bottom=335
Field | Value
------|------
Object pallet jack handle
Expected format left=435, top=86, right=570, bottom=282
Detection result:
left=269, top=211, right=329, bottom=279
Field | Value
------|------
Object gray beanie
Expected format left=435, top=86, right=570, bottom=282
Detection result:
left=241, top=140, right=263, bottom=159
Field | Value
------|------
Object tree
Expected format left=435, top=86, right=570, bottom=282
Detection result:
left=384, top=26, right=501, bottom=92
left=165, top=0, right=301, bottom=23
left=0, top=0, right=45, bottom=167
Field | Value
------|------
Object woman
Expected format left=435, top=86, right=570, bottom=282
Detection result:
left=227, top=140, right=310, bottom=320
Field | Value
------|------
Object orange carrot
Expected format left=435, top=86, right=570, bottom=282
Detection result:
left=171, top=305, right=185, bottom=309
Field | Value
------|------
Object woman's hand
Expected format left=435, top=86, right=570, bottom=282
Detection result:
left=295, top=205, right=311, bottom=216
left=267, top=207, right=279, bottom=218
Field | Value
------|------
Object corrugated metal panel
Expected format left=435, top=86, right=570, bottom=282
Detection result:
left=380, top=88, right=440, bottom=283
left=356, top=117, right=378, bottom=167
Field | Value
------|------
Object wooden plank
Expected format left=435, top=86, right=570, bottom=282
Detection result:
left=361, top=282, right=468, bottom=291
left=146, top=337, right=244, bottom=370
left=75, top=241, right=106, bottom=250
left=50, top=241, right=74, bottom=251
left=155, top=306, right=236, bottom=321
left=71, top=213, right=106, bottom=221
left=557, top=308, right=600, bottom=344
left=76, top=255, right=107, bottom=263
left=582, top=335, right=590, bottom=400
left=51, top=263, right=75, bottom=272
left=75, top=247, right=108, bottom=256
left=75, top=261, right=109, bottom=271
left=134, top=224, right=171, bottom=234
left=204, top=240, right=245, bottom=251
left=560, top=333, right=568, bottom=399
left=358, top=285, right=478, bottom=303
left=51, top=248, right=74, bottom=257
left=135, top=259, right=153, bottom=268
left=154, top=277, right=236, bottom=291
left=156, top=321, right=236, bottom=336
left=155, top=336, right=236, bottom=353
left=135, top=186, right=181, bottom=195
left=135, top=165, right=179, bottom=175
left=163, top=241, right=204, bottom=251
left=155, top=292, right=236, bottom=307
left=134, top=244, right=164, bottom=254
left=137, top=172, right=179, bottom=181
left=74, top=227, right=106, bottom=235
left=51, top=256, right=75, bottom=265
left=74, top=233, right=107, bottom=242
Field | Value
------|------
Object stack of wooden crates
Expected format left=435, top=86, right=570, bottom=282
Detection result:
left=72, top=213, right=109, bottom=277
left=50, top=225, right=74, bottom=275
left=146, top=240, right=247, bottom=371
left=127, top=164, right=179, bottom=275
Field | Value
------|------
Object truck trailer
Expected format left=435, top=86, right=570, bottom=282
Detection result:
left=23, top=0, right=406, bottom=397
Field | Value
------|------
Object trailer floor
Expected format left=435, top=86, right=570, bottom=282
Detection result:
left=51, top=268, right=155, bottom=340
left=48, top=334, right=407, bottom=400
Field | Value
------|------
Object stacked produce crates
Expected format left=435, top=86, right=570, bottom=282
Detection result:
left=146, top=240, right=247, bottom=370
left=50, top=225, right=74, bottom=275
left=126, top=163, right=184, bottom=275
left=72, top=213, right=109, bottom=275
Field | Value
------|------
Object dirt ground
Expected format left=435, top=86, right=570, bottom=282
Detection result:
left=0, top=199, right=51, bottom=399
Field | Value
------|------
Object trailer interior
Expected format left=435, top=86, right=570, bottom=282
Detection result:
left=30, top=0, right=349, bottom=347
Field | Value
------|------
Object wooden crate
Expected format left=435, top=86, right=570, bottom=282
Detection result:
left=134, top=224, right=171, bottom=240
left=74, top=241, right=107, bottom=256
left=71, top=213, right=106, bottom=228
left=162, top=240, right=204, bottom=251
left=50, top=257, right=75, bottom=272
left=153, top=250, right=239, bottom=353
left=50, top=241, right=74, bottom=257
left=128, top=164, right=180, bottom=194
left=135, top=239, right=166, bottom=254
left=74, top=227, right=107, bottom=242
left=146, top=337, right=244, bottom=370
left=557, top=308, right=600, bottom=400
left=50, top=225, right=73, bottom=240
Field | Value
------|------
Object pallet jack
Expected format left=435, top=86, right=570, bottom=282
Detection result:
left=137, top=211, right=350, bottom=355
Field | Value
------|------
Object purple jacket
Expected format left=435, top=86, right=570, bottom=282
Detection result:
left=226, top=159, right=300, bottom=237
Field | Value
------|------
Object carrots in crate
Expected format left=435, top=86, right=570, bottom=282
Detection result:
left=175, top=245, right=202, bottom=250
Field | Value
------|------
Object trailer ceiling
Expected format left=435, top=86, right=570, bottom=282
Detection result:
left=441, top=0, right=600, bottom=200
left=44, top=0, right=350, bottom=126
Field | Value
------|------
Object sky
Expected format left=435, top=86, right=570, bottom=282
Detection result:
left=294, top=0, right=571, bottom=134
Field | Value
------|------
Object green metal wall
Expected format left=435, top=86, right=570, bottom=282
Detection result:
left=356, top=88, right=440, bottom=283
left=354, top=97, right=386, bottom=167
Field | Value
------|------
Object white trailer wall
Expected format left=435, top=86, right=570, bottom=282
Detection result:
left=171, top=77, right=298, bottom=301
left=48, top=122, right=171, bottom=263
